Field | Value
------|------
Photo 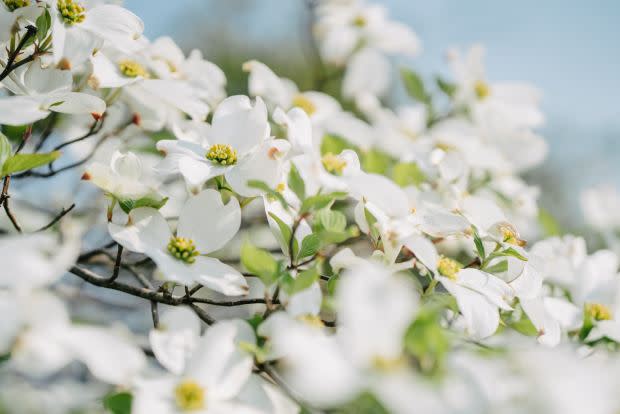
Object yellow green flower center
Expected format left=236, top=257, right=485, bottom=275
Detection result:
left=167, top=236, right=199, bottom=264
left=321, top=152, right=347, bottom=175
left=372, top=355, right=405, bottom=372
left=435, top=142, right=454, bottom=152
left=57, top=0, right=86, bottom=25
left=353, top=15, right=367, bottom=27
left=292, top=94, right=317, bottom=115
left=174, top=380, right=205, bottom=411
left=474, top=80, right=490, bottom=100
left=296, top=314, right=325, bottom=328
left=499, top=223, right=526, bottom=247
left=585, top=303, right=613, bottom=321
left=437, top=256, right=462, bottom=280
left=118, top=60, right=149, bottom=78
left=206, top=144, right=237, bottom=165
left=3, top=0, right=29, bottom=11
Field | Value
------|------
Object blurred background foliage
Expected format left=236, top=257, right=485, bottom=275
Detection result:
left=125, top=0, right=620, bottom=234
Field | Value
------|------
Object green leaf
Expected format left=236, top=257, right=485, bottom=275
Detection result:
left=283, top=266, right=320, bottom=295
left=472, top=227, right=486, bottom=260
left=288, top=163, right=305, bottom=201
left=392, top=162, right=425, bottom=187
left=364, top=207, right=380, bottom=243
left=316, top=208, right=347, bottom=232
left=117, top=195, right=168, bottom=214
left=0, top=133, right=11, bottom=170
left=484, top=259, right=508, bottom=274
left=35, top=9, right=52, bottom=43
left=241, top=241, right=279, bottom=286
left=404, top=308, right=450, bottom=376
left=1, top=151, right=60, bottom=177
left=538, top=208, right=561, bottom=237
left=361, top=149, right=392, bottom=174
left=103, top=392, right=132, bottom=414
left=436, top=76, right=457, bottom=98
left=401, top=68, right=431, bottom=104
left=333, top=393, right=389, bottom=414
left=320, top=134, right=355, bottom=156
left=509, top=315, right=538, bottom=336
left=1, top=125, right=27, bottom=142
left=300, top=192, right=347, bottom=214
left=248, top=180, right=289, bottom=211
left=298, top=233, right=320, bottom=259
left=491, top=247, right=528, bottom=262
left=267, top=212, right=298, bottom=258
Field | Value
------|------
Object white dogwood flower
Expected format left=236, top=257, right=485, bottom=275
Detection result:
left=133, top=320, right=256, bottom=414
left=109, top=189, right=248, bottom=296
left=82, top=150, right=167, bottom=212
left=0, top=60, right=105, bottom=125
left=49, top=0, right=144, bottom=66
left=156, top=95, right=290, bottom=195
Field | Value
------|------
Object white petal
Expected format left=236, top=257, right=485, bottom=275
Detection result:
left=225, top=141, right=285, bottom=197
left=283, top=282, right=322, bottom=317
left=346, top=172, right=410, bottom=218
left=186, top=321, right=254, bottom=400
left=62, top=326, right=146, bottom=385
left=441, top=277, right=500, bottom=339
left=210, top=95, right=269, bottom=155
left=521, top=298, right=561, bottom=347
left=0, top=96, right=49, bottom=125
left=82, top=5, right=144, bottom=53
left=177, top=189, right=241, bottom=253
left=403, top=234, right=438, bottom=273
left=149, top=307, right=201, bottom=375
left=179, top=156, right=223, bottom=189
left=90, top=50, right=139, bottom=88
left=343, top=48, right=391, bottom=100
left=43, top=92, right=106, bottom=117
left=244, top=60, right=294, bottom=108
left=24, top=62, right=71, bottom=94
left=108, top=207, right=171, bottom=254
left=191, top=256, right=249, bottom=296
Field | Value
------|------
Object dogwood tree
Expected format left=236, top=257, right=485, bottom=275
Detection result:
left=1, top=1, right=619, bottom=413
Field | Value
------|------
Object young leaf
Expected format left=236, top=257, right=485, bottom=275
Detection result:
left=35, top=9, right=52, bottom=43
left=321, top=134, right=356, bottom=156
left=247, top=180, right=288, bottom=210
left=436, top=76, right=457, bottom=98
left=401, top=68, right=431, bottom=104
left=298, top=233, right=320, bottom=259
left=241, top=241, right=279, bottom=286
left=316, top=208, right=347, bottom=232
left=0, top=133, right=11, bottom=170
left=392, top=162, right=425, bottom=187
left=103, top=392, right=132, bottom=414
left=472, top=226, right=486, bottom=260
left=1, top=151, right=60, bottom=177
left=361, top=149, right=392, bottom=175
left=288, top=163, right=305, bottom=201
left=300, top=192, right=347, bottom=214
left=492, top=247, right=528, bottom=262
left=538, top=208, right=561, bottom=237
left=268, top=212, right=298, bottom=258
left=118, top=196, right=169, bottom=214
left=484, top=259, right=508, bottom=274
left=284, top=266, right=320, bottom=295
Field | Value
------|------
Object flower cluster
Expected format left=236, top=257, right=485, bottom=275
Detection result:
left=0, top=0, right=619, bottom=413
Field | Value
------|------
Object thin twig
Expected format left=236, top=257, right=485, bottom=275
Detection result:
left=0, top=25, right=37, bottom=82
left=108, top=244, right=124, bottom=282
left=3, top=197, right=21, bottom=232
left=36, top=203, right=75, bottom=232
